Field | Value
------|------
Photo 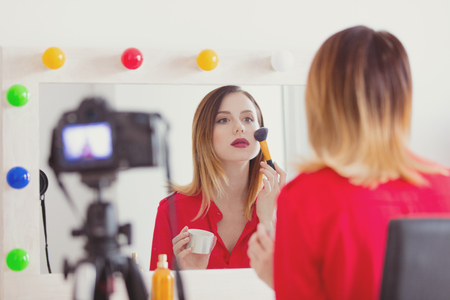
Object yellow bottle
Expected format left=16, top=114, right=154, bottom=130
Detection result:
left=151, top=254, right=174, bottom=300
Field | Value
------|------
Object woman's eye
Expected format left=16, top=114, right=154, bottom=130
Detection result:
left=243, top=117, right=254, bottom=123
left=217, top=118, right=229, bottom=123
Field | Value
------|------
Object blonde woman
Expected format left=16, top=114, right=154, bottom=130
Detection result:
left=150, top=85, right=286, bottom=270
left=248, top=26, right=450, bottom=299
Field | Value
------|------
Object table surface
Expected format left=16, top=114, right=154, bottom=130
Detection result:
left=4, top=268, right=275, bottom=300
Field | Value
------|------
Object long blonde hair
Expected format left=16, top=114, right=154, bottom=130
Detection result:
left=302, top=25, right=447, bottom=187
left=174, top=85, right=265, bottom=220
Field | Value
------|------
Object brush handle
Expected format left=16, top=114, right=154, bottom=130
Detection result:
left=266, top=159, right=275, bottom=170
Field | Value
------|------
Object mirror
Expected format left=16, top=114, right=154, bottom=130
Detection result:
left=39, top=83, right=307, bottom=273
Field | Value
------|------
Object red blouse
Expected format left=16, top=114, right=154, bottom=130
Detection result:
left=274, top=167, right=450, bottom=300
left=150, top=192, right=258, bottom=270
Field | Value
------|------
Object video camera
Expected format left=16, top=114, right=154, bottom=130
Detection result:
left=49, top=97, right=165, bottom=177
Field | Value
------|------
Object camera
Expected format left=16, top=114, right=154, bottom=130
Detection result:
left=49, top=97, right=166, bottom=176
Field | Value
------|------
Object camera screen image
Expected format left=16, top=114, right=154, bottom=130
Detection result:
left=62, top=122, right=113, bottom=161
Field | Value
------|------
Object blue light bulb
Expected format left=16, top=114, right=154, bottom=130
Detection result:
left=7, top=167, right=30, bottom=189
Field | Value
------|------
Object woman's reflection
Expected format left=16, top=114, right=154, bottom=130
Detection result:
left=150, top=85, right=287, bottom=270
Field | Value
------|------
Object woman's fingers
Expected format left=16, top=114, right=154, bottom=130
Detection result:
left=274, top=162, right=287, bottom=188
left=177, top=247, right=192, bottom=261
left=260, top=162, right=276, bottom=185
left=248, top=231, right=259, bottom=252
left=247, top=233, right=263, bottom=262
left=249, top=231, right=258, bottom=244
left=248, top=234, right=255, bottom=260
left=173, top=226, right=191, bottom=255
left=248, top=228, right=275, bottom=289
left=212, top=236, right=218, bottom=249
left=261, top=177, right=272, bottom=194
left=261, top=161, right=288, bottom=189
left=172, top=226, right=189, bottom=246
left=173, top=236, right=190, bottom=255
left=257, top=223, right=274, bottom=251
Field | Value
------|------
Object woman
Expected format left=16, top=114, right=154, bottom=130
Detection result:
left=248, top=26, right=450, bottom=299
left=150, top=85, right=286, bottom=270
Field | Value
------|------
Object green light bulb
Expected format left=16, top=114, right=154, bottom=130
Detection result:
left=6, top=248, right=30, bottom=271
left=6, top=84, right=30, bottom=107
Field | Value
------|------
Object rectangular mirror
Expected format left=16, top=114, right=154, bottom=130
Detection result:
left=39, top=83, right=307, bottom=273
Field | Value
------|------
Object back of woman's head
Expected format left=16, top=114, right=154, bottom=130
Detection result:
left=304, top=25, right=445, bottom=186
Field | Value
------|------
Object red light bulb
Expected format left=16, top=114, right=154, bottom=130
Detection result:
left=121, top=48, right=143, bottom=70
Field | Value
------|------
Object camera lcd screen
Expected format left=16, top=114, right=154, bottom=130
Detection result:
left=62, top=122, right=113, bottom=162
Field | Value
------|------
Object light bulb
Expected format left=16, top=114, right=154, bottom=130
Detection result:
left=271, top=50, right=294, bottom=72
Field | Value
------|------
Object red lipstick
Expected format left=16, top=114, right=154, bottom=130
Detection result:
left=231, top=138, right=250, bottom=148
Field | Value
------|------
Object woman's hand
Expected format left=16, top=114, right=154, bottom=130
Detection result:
left=172, top=226, right=217, bottom=270
left=248, top=223, right=274, bottom=289
left=256, top=161, right=287, bottom=229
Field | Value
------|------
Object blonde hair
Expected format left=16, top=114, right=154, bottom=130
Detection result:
left=302, top=26, right=447, bottom=187
left=174, top=85, right=265, bottom=220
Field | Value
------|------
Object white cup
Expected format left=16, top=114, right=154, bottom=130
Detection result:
left=187, top=229, right=215, bottom=254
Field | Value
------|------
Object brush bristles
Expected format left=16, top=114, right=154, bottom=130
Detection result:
left=254, top=127, right=268, bottom=142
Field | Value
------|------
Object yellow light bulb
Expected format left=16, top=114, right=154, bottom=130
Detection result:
left=196, top=49, right=219, bottom=71
left=42, top=47, right=66, bottom=69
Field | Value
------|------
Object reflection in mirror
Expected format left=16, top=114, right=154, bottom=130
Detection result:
left=39, top=84, right=304, bottom=273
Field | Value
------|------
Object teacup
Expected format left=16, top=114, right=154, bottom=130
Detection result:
left=187, top=229, right=215, bottom=254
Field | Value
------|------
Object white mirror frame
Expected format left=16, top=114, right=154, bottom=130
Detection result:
left=0, top=47, right=311, bottom=299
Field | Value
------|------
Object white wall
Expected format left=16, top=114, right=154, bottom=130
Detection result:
left=1, top=0, right=449, bottom=163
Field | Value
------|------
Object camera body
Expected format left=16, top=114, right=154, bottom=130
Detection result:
left=49, top=97, right=165, bottom=175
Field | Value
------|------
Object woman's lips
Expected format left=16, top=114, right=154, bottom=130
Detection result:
left=231, top=138, right=250, bottom=148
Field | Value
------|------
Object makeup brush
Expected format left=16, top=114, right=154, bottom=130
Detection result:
left=254, top=127, right=275, bottom=170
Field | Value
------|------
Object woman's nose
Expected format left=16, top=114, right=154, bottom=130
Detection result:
left=234, top=122, right=245, bottom=134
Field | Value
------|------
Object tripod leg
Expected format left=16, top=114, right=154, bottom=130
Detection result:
left=123, top=257, right=149, bottom=300
left=73, top=262, right=97, bottom=300
left=93, top=258, right=112, bottom=300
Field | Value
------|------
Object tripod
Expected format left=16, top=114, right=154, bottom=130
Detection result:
left=63, top=178, right=148, bottom=300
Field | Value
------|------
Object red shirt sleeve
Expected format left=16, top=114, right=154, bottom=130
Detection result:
left=150, top=199, right=176, bottom=270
